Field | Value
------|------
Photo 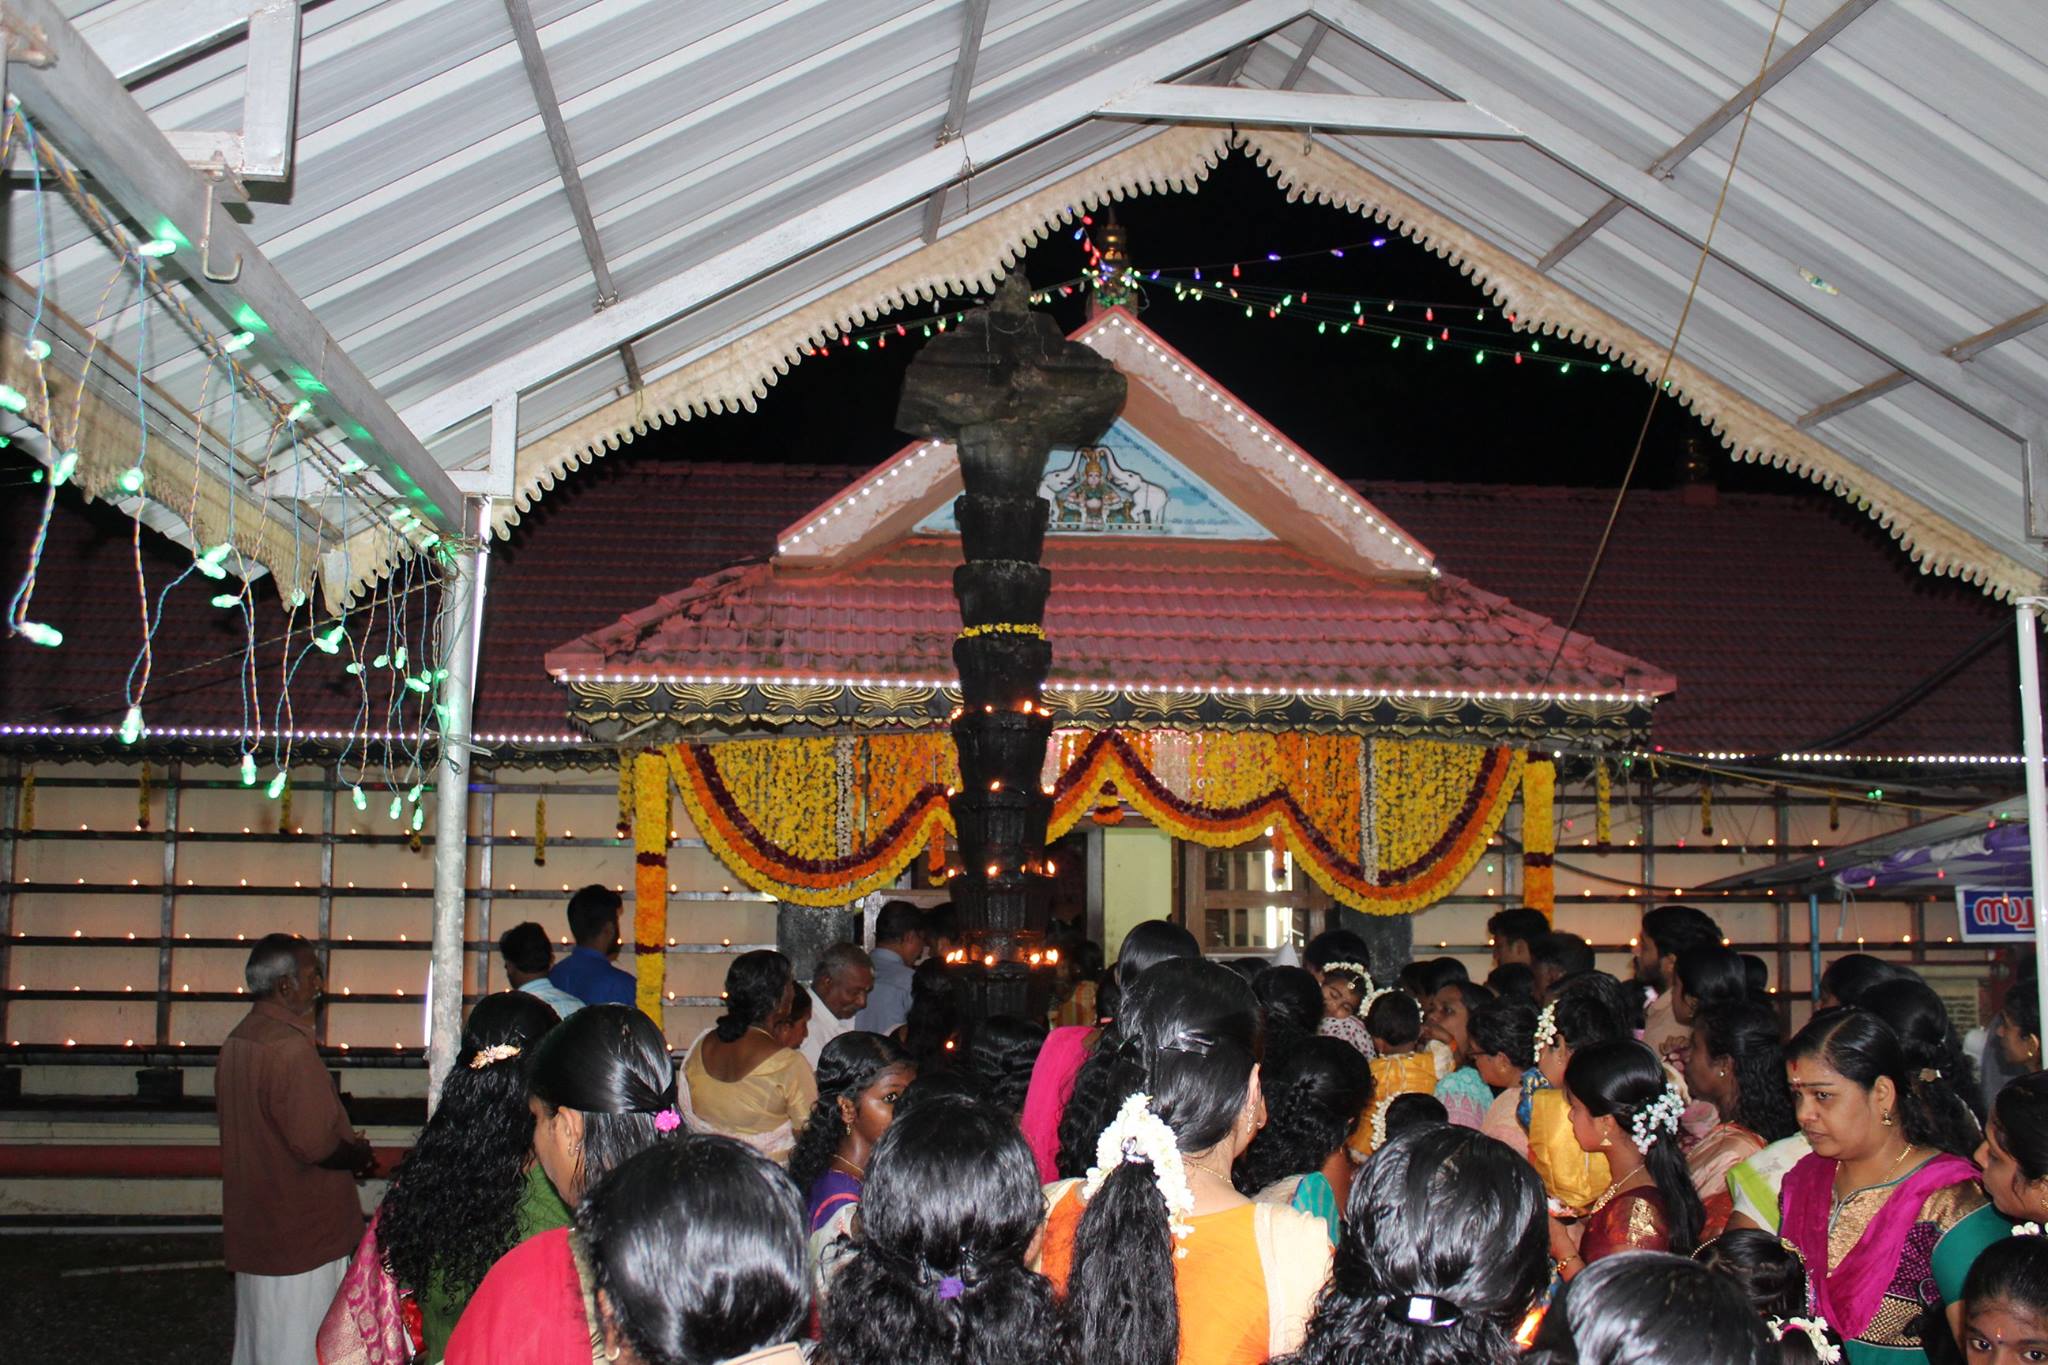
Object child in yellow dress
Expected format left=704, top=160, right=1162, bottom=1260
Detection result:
left=1348, top=990, right=1450, bottom=1159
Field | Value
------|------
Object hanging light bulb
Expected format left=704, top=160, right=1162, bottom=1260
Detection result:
left=220, top=331, right=255, bottom=354
left=240, top=753, right=258, bottom=786
left=17, top=621, right=62, bottom=648
left=210, top=593, right=241, bottom=609
left=410, top=805, right=425, bottom=832
left=265, top=770, right=288, bottom=800
left=406, top=782, right=424, bottom=805
left=23, top=338, right=50, bottom=361
left=351, top=786, right=368, bottom=812
left=138, top=238, right=178, bottom=258
left=388, top=796, right=403, bottom=820
left=50, top=450, right=78, bottom=486
left=118, top=705, right=144, bottom=745
left=394, top=647, right=408, bottom=671
left=117, top=467, right=145, bottom=494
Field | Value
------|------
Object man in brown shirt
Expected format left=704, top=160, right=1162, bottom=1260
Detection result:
left=218, top=933, right=372, bottom=1364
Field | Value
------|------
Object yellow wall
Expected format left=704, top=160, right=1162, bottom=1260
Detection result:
left=1101, top=823, right=1174, bottom=960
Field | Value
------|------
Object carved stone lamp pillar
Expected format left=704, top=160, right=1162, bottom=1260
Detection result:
left=895, top=278, right=1125, bottom=1019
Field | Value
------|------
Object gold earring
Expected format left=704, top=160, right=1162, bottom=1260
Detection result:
left=1881, top=1110, right=1895, bottom=1127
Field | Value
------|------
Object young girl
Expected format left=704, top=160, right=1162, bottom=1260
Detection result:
left=1316, top=961, right=1376, bottom=1058
left=1232, top=1036, right=1374, bottom=1245
left=1529, top=973, right=1635, bottom=1214
left=786, top=1032, right=915, bottom=1269
left=1554, top=1039, right=1705, bottom=1275
left=1043, top=957, right=1332, bottom=1364
left=1279, top=1125, right=1550, bottom=1365
left=1696, top=1230, right=1849, bottom=1364
left=1977, top=1073, right=2048, bottom=1226
left=1347, top=990, right=1446, bottom=1159
left=1528, top=1252, right=1775, bottom=1365
left=1959, top=1231, right=2048, bottom=1364
left=819, top=1096, right=1061, bottom=1365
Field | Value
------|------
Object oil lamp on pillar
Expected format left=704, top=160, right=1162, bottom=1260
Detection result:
left=894, top=277, right=1125, bottom=1019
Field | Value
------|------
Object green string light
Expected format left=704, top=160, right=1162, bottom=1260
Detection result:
left=265, top=770, right=288, bottom=800
left=118, top=706, right=144, bottom=746
left=351, top=786, right=368, bottom=812
left=17, top=622, right=63, bottom=648
left=240, top=753, right=258, bottom=787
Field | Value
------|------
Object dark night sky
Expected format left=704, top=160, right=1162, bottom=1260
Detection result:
left=653, top=151, right=1794, bottom=493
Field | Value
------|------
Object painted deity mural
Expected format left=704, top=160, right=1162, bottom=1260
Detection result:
left=916, top=419, right=1270, bottom=539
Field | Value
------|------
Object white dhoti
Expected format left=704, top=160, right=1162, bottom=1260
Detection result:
left=232, top=1254, right=348, bottom=1365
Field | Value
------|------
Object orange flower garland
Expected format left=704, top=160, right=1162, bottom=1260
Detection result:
left=632, top=751, right=669, bottom=1020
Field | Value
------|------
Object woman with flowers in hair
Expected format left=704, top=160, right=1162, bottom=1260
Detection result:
left=444, top=1004, right=686, bottom=1363
left=324, top=991, right=564, bottom=1363
left=1041, top=957, right=1331, bottom=1365
left=681, top=950, right=817, bottom=1163
left=1554, top=1039, right=1706, bottom=1274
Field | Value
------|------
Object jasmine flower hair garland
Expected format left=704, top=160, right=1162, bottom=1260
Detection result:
left=1628, top=1084, right=1686, bottom=1153
left=1083, top=1092, right=1196, bottom=1254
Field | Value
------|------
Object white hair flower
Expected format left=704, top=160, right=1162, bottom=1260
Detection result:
left=1323, top=961, right=1372, bottom=987
left=2014, top=1222, right=2043, bottom=1238
left=1629, top=1084, right=1686, bottom=1153
left=1082, top=1092, right=1195, bottom=1253
left=1533, top=1003, right=1559, bottom=1056
left=1369, top=1097, right=1394, bottom=1150
left=1767, top=1317, right=1842, bottom=1364
left=468, top=1043, right=521, bottom=1069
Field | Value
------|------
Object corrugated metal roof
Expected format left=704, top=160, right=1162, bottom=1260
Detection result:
left=14, top=0, right=2047, bottom=599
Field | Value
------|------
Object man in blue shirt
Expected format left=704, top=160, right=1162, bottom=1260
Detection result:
left=853, top=900, right=926, bottom=1035
left=547, top=885, right=638, bottom=1008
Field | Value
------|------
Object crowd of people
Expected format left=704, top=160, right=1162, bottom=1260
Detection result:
left=216, top=888, right=2048, bottom=1365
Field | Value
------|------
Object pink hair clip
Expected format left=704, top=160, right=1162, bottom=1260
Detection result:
left=653, top=1107, right=682, bottom=1133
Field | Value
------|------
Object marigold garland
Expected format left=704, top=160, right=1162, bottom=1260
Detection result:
left=1594, top=759, right=1612, bottom=847
left=666, top=730, right=1529, bottom=918
left=1521, top=755, right=1556, bottom=917
left=632, top=752, right=669, bottom=1020
left=137, top=761, right=151, bottom=832
left=616, top=752, right=633, bottom=840
left=534, top=794, right=548, bottom=867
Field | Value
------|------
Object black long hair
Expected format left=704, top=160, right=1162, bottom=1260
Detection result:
left=1993, top=1071, right=2048, bottom=1182
left=957, top=1014, right=1047, bottom=1119
left=378, top=991, right=561, bottom=1301
left=1469, top=996, right=1538, bottom=1073
left=1564, top=1040, right=1705, bottom=1256
left=1787, top=1005, right=1979, bottom=1158
left=1253, top=965, right=1325, bottom=1055
left=1528, top=1252, right=1773, bottom=1365
left=1233, top=1036, right=1373, bottom=1197
left=1694, top=1228, right=1808, bottom=1317
left=1818, top=953, right=1915, bottom=1008
left=1694, top=999, right=1799, bottom=1141
left=1280, top=1125, right=1547, bottom=1365
left=1053, top=922, right=1201, bottom=1178
left=787, top=1031, right=912, bottom=1197
left=1861, top=977, right=1986, bottom=1130
left=1064, top=958, right=1258, bottom=1365
left=1550, top=972, right=1635, bottom=1052
left=581, top=1134, right=808, bottom=1365
left=714, top=949, right=794, bottom=1043
left=529, top=1003, right=677, bottom=1191
left=819, top=1097, right=1061, bottom=1365
left=1676, top=945, right=1752, bottom=1014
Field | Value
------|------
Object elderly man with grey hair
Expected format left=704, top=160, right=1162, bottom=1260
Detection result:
left=217, top=933, right=374, bottom=1364
left=798, top=941, right=876, bottom=1070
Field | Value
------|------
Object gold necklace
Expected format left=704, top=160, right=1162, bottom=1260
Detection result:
left=1185, top=1157, right=1234, bottom=1184
left=1589, top=1166, right=1651, bottom=1213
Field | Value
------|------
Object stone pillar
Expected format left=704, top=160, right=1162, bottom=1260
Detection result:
left=896, top=279, right=1125, bottom=1020
left=776, top=902, right=855, bottom=983
left=1343, top=908, right=1415, bottom=987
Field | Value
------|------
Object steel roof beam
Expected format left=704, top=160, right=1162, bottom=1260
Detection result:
left=921, top=0, right=991, bottom=244
left=400, top=0, right=1311, bottom=439
left=1278, top=20, right=1325, bottom=90
left=1097, top=86, right=1518, bottom=138
left=5, top=0, right=463, bottom=532
left=498, top=0, right=642, bottom=390
left=1536, top=0, right=1879, bottom=272
left=78, top=0, right=275, bottom=85
left=1947, top=303, right=2048, bottom=364
left=1312, top=0, right=2043, bottom=468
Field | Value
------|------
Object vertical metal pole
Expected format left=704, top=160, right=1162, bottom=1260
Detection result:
left=1809, top=892, right=1823, bottom=1003
left=1774, top=788, right=1791, bottom=1000
left=154, top=766, right=180, bottom=1046
left=426, top=527, right=481, bottom=1110
left=316, top=765, right=336, bottom=1046
left=2014, top=601, right=2048, bottom=1045
left=475, top=784, right=496, bottom=995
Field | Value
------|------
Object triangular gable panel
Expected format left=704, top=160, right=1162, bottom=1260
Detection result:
left=913, top=418, right=1272, bottom=540
left=775, top=308, right=1437, bottom=581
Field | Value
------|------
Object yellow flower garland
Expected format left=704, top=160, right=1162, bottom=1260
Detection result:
left=633, top=752, right=669, bottom=1021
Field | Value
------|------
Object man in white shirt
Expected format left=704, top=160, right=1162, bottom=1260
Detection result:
left=498, top=921, right=585, bottom=1019
left=799, top=942, right=875, bottom=1069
